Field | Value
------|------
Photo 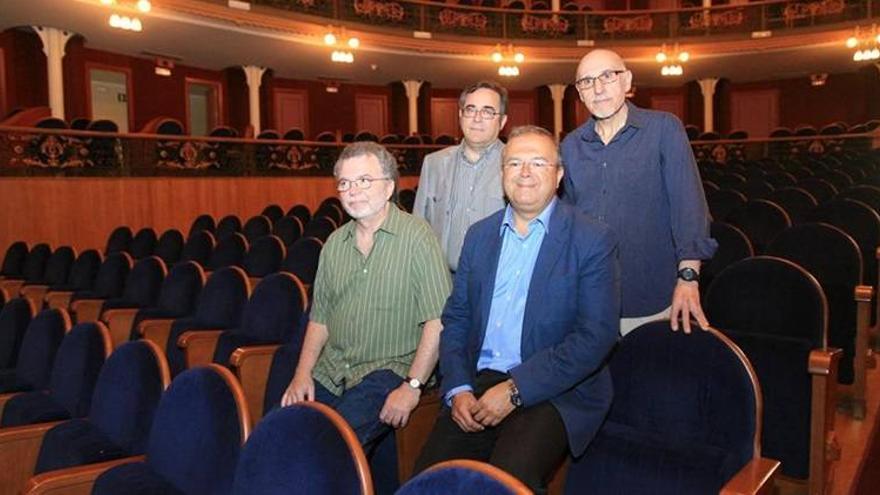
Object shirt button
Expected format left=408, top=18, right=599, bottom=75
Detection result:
left=470, top=186, right=474, bottom=192
left=363, top=268, right=368, bottom=274
left=598, top=215, right=605, bottom=221
left=494, top=351, right=501, bottom=357
left=345, top=364, right=350, bottom=368
left=602, top=162, right=607, bottom=168
left=496, top=321, right=502, bottom=327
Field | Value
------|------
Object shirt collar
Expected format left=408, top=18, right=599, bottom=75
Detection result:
left=581, top=100, right=644, bottom=142
left=499, top=196, right=558, bottom=237
left=341, top=202, right=402, bottom=242
left=458, top=139, right=503, bottom=165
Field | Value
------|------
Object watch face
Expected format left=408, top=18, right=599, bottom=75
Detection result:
left=678, top=268, right=698, bottom=282
left=406, top=378, right=422, bottom=389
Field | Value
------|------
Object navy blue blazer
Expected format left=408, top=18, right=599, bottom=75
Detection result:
left=439, top=200, right=621, bottom=456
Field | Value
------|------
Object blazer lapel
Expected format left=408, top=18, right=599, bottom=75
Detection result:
left=477, top=218, right=504, bottom=344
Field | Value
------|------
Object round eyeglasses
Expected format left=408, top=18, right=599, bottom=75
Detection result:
left=336, top=177, right=392, bottom=192
left=461, top=106, right=502, bottom=120
left=574, top=69, right=627, bottom=91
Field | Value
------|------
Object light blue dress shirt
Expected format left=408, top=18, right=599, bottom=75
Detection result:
left=445, top=197, right=556, bottom=404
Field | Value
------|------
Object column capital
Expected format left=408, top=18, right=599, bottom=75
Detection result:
left=242, top=65, right=267, bottom=88
left=402, top=80, right=423, bottom=100
left=697, top=78, right=719, bottom=97
left=32, top=26, right=74, bottom=58
left=547, top=83, right=568, bottom=102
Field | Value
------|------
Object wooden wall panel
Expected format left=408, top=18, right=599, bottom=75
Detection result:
left=505, top=97, right=536, bottom=135
left=650, top=94, right=684, bottom=121
left=0, top=176, right=419, bottom=254
left=431, top=98, right=459, bottom=138
left=730, top=88, right=779, bottom=137
left=355, top=93, right=388, bottom=136
left=273, top=88, right=309, bottom=136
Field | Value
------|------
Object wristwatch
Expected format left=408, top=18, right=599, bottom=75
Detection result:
left=509, top=380, right=523, bottom=408
left=403, top=376, right=426, bottom=391
left=677, top=267, right=700, bottom=282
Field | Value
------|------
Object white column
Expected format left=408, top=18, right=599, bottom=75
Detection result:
left=242, top=65, right=266, bottom=135
left=402, top=80, right=423, bottom=136
left=547, top=84, right=567, bottom=141
left=551, top=0, right=560, bottom=11
left=33, top=26, right=74, bottom=120
left=697, top=78, right=719, bottom=133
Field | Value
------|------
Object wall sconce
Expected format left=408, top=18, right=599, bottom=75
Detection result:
left=656, top=43, right=689, bottom=77
left=847, top=25, right=880, bottom=62
left=491, top=44, right=524, bottom=78
left=101, top=0, right=149, bottom=32
left=810, top=73, right=828, bottom=87
left=325, top=27, right=359, bottom=64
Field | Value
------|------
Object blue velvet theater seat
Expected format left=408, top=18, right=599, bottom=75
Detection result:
left=188, top=214, right=216, bottom=239
left=69, top=252, right=133, bottom=305
left=242, top=235, right=286, bottom=282
left=130, top=228, right=158, bottom=260
left=164, top=267, right=250, bottom=376
left=211, top=272, right=306, bottom=367
left=100, top=256, right=167, bottom=313
left=105, top=226, right=133, bottom=255
left=706, top=256, right=836, bottom=492
left=216, top=215, right=243, bottom=242
left=155, top=229, right=185, bottom=267
left=127, top=261, right=205, bottom=341
left=32, top=340, right=169, bottom=474
left=242, top=215, right=272, bottom=243
left=0, top=241, right=28, bottom=279
left=90, top=365, right=250, bottom=495
left=231, top=402, right=371, bottom=495
left=273, top=215, right=303, bottom=246
left=0, top=308, right=70, bottom=393
left=261, top=204, right=284, bottom=225
left=397, top=459, right=530, bottom=495
left=1, top=322, right=111, bottom=427
left=0, top=297, right=35, bottom=368
left=207, top=233, right=249, bottom=272
left=180, top=230, right=215, bottom=267
left=281, top=236, right=323, bottom=286
left=286, top=204, right=311, bottom=227
left=564, top=320, right=778, bottom=495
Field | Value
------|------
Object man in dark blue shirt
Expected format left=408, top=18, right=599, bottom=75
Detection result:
left=561, top=48, right=717, bottom=335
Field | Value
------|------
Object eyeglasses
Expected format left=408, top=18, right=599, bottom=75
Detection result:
left=461, top=105, right=502, bottom=120
left=336, top=177, right=391, bottom=192
left=503, top=159, right=557, bottom=169
left=574, top=70, right=627, bottom=91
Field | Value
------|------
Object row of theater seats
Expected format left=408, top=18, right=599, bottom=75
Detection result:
left=685, top=119, right=880, bottom=142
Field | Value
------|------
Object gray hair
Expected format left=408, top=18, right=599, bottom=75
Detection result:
left=334, top=141, right=400, bottom=197
left=459, top=81, right=508, bottom=116
left=503, top=125, right=564, bottom=169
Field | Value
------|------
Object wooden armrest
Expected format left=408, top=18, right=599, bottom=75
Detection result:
left=44, top=292, right=73, bottom=311
left=843, top=285, right=874, bottom=419
left=248, top=277, right=262, bottom=288
left=19, top=285, right=49, bottom=312
left=0, top=421, right=65, bottom=495
left=396, top=389, right=441, bottom=483
left=68, top=299, right=105, bottom=324
left=25, top=455, right=145, bottom=495
left=230, top=345, right=282, bottom=426
left=0, top=279, right=26, bottom=297
left=138, top=319, right=175, bottom=350
left=0, top=391, right=22, bottom=420
left=808, top=347, right=842, bottom=495
left=720, top=457, right=780, bottom=495
left=178, top=330, right=224, bottom=370
left=101, top=308, right=140, bottom=350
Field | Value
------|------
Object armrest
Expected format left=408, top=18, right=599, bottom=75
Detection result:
left=0, top=421, right=64, bottom=495
left=0, top=391, right=22, bottom=420
left=230, top=345, right=282, bottom=426
left=248, top=277, right=262, bottom=289
left=138, top=319, right=175, bottom=350
left=101, top=308, right=140, bottom=350
left=808, top=347, right=842, bottom=495
left=0, top=279, right=26, bottom=297
left=68, top=299, right=106, bottom=324
left=25, top=455, right=145, bottom=495
left=720, top=457, right=781, bottom=495
left=20, top=285, right=50, bottom=312
left=44, top=292, right=73, bottom=311
left=178, top=330, right=224, bottom=370
left=396, top=389, right=441, bottom=483
left=843, top=285, right=874, bottom=419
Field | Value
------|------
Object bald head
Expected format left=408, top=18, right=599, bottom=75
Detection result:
left=575, top=49, right=632, bottom=121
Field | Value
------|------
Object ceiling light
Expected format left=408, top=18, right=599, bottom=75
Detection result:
left=678, top=51, right=689, bottom=62
left=846, top=36, right=859, bottom=48
left=324, top=33, right=336, bottom=45
left=100, top=0, right=115, bottom=5
left=513, top=52, right=524, bottom=64
left=491, top=51, right=502, bottom=63
left=136, top=0, right=151, bottom=13
left=347, top=37, right=360, bottom=49
left=655, top=52, right=666, bottom=63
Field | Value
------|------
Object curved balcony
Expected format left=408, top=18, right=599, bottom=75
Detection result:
left=247, top=0, right=878, bottom=42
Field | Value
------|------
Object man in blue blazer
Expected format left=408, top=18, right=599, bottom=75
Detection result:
left=414, top=125, right=620, bottom=493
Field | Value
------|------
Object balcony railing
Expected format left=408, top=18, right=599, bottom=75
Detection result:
left=251, top=0, right=879, bottom=42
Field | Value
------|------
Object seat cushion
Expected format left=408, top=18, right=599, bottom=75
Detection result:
left=93, top=462, right=184, bottom=495
left=34, top=419, right=128, bottom=473
left=0, top=368, right=27, bottom=393
left=0, top=391, right=70, bottom=427
left=212, top=332, right=265, bottom=367
left=566, top=421, right=729, bottom=495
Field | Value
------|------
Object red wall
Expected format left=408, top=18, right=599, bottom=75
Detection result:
left=0, top=29, right=47, bottom=116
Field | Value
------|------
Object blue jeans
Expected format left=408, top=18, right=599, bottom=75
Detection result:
left=314, top=369, right=403, bottom=448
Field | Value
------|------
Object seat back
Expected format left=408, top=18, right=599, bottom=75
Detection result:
left=810, top=198, right=880, bottom=287
left=181, top=230, right=215, bottom=266
left=208, top=233, right=248, bottom=271
left=273, top=215, right=303, bottom=246
left=798, top=178, right=837, bottom=204
left=21, top=243, right=51, bottom=282
left=303, top=217, right=337, bottom=242
left=0, top=298, right=35, bottom=368
left=399, top=459, right=532, bottom=495
left=155, top=229, right=184, bottom=266
left=89, top=340, right=170, bottom=455
left=767, top=223, right=862, bottom=384
left=700, top=222, right=753, bottom=295
left=194, top=266, right=251, bottom=327
left=286, top=204, right=311, bottom=226
left=120, top=257, right=167, bottom=307
left=13, top=308, right=71, bottom=391
left=130, top=228, right=158, bottom=259
left=242, top=236, right=286, bottom=278
left=281, top=237, right=323, bottom=285
left=236, top=273, right=307, bottom=343
left=146, top=365, right=250, bottom=494
left=1, top=241, right=28, bottom=277
left=41, top=246, right=75, bottom=286
left=188, top=214, right=216, bottom=238
left=242, top=215, right=272, bottom=243
left=260, top=204, right=284, bottom=224
left=63, top=250, right=103, bottom=291
left=155, top=261, right=205, bottom=315
left=839, top=185, right=880, bottom=213
left=770, top=187, right=817, bottom=225
left=105, top=226, right=133, bottom=255
left=49, top=322, right=113, bottom=419
left=705, top=256, right=826, bottom=479
left=232, top=402, right=370, bottom=495
left=88, top=252, right=133, bottom=299
left=566, top=321, right=760, bottom=493
left=726, top=199, right=791, bottom=254
left=706, top=188, right=746, bottom=222
left=216, top=215, right=243, bottom=241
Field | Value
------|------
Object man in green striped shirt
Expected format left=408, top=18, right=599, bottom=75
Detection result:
left=282, top=141, right=452, bottom=452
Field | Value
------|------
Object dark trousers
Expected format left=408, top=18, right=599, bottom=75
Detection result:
left=414, top=370, right=568, bottom=494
